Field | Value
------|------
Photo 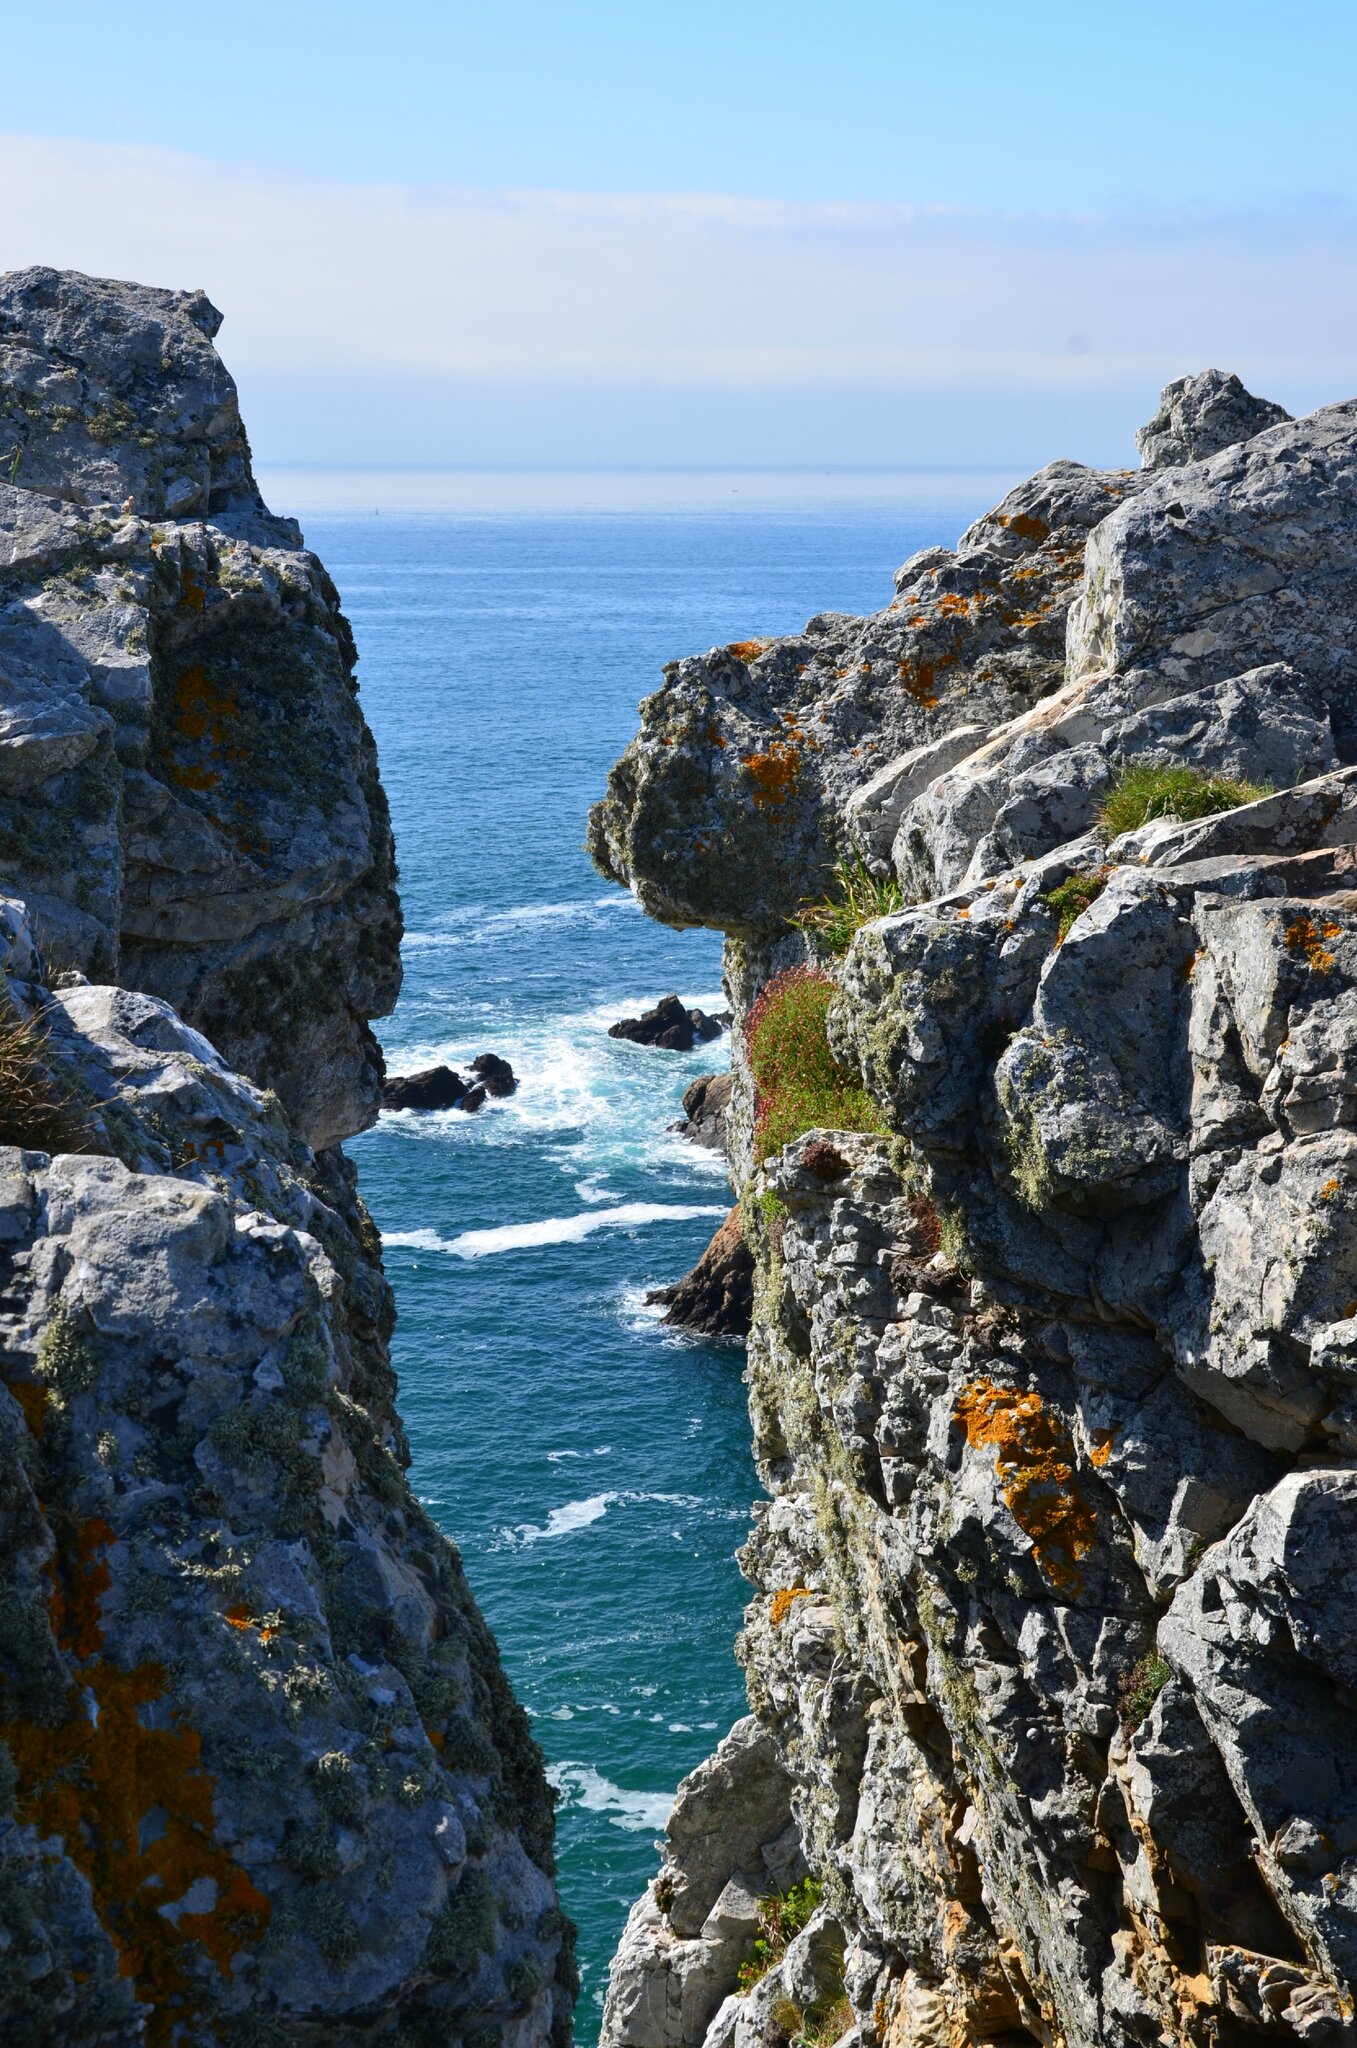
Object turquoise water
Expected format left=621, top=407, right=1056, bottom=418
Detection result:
left=276, top=469, right=1016, bottom=2023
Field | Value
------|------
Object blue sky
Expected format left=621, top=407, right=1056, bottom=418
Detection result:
left=4, top=1, right=1357, bottom=465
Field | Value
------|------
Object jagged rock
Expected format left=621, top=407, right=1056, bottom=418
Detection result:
left=0, top=267, right=401, bottom=1148
left=593, top=373, right=1357, bottom=2048
left=601, top=1721, right=802, bottom=2048
left=383, top=1056, right=516, bottom=1112
left=1136, top=367, right=1291, bottom=470
left=0, top=912, right=572, bottom=2044
left=646, top=1208, right=753, bottom=1337
left=384, top=1063, right=468, bottom=1110
left=673, top=1071, right=732, bottom=1153
left=609, top=995, right=725, bottom=1051
left=471, top=1052, right=518, bottom=1096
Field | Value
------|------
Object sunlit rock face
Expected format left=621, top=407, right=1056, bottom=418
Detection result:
left=0, top=276, right=574, bottom=2046
left=0, top=266, right=401, bottom=1150
left=594, top=375, right=1357, bottom=2048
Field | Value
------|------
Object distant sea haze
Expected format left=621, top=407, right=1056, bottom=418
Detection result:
left=317, top=467, right=1007, bottom=2020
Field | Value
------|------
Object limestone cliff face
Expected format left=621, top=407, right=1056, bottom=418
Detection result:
left=0, top=266, right=400, bottom=1150
left=592, top=374, right=1357, bottom=2048
left=0, top=274, right=571, bottom=2046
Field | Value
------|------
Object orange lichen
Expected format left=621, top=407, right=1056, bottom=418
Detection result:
left=998, top=511, right=1051, bottom=543
left=178, top=568, right=206, bottom=614
left=726, top=640, right=768, bottom=663
left=1089, top=1430, right=1116, bottom=1469
left=1321, top=1179, right=1342, bottom=1201
left=0, top=1515, right=270, bottom=2043
left=937, top=593, right=970, bottom=616
left=1286, top=915, right=1336, bottom=973
left=770, top=1587, right=813, bottom=1627
left=166, top=663, right=244, bottom=795
left=223, top=1603, right=277, bottom=1645
left=742, top=739, right=800, bottom=807
left=897, top=658, right=940, bottom=709
left=705, top=722, right=728, bottom=749
left=954, top=1380, right=1098, bottom=1595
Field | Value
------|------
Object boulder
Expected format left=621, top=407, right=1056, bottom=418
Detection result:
left=674, top=1071, right=733, bottom=1152
left=1136, top=367, right=1291, bottom=470
left=610, top=994, right=726, bottom=1051
left=470, top=1051, right=517, bottom=1095
left=383, top=1063, right=467, bottom=1110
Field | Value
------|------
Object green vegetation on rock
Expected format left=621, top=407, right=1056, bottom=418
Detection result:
left=1100, top=762, right=1269, bottom=839
left=736, top=1877, right=822, bottom=1992
left=792, top=856, right=902, bottom=956
left=746, top=969, right=886, bottom=1163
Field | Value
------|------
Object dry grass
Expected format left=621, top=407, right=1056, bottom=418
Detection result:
left=0, top=998, right=94, bottom=1153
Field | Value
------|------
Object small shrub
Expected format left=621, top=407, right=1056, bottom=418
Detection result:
left=427, top=1867, right=496, bottom=1976
left=1100, top=763, right=1269, bottom=840
left=1118, top=1651, right=1172, bottom=1730
left=1042, top=867, right=1110, bottom=942
left=792, top=856, right=902, bottom=956
left=0, top=999, right=93, bottom=1153
left=746, top=970, right=886, bottom=1164
left=736, top=1877, right=823, bottom=1992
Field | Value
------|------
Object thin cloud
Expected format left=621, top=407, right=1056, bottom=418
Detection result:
left=1, top=132, right=1353, bottom=461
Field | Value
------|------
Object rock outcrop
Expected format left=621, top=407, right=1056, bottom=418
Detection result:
left=0, top=273, right=571, bottom=2046
left=645, top=1208, right=753, bottom=1338
left=673, top=1072, right=733, bottom=1155
left=591, top=375, right=1357, bottom=2048
left=0, top=266, right=401, bottom=1151
left=609, top=996, right=726, bottom=1051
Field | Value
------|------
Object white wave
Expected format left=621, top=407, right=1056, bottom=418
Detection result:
left=398, top=1202, right=726, bottom=1259
left=513, top=1493, right=617, bottom=1543
left=547, top=1762, right=675, bottom=1834
left=575, top=1177, right=620, bottom=1205
left=546, top=1445, right=614, bottom=1462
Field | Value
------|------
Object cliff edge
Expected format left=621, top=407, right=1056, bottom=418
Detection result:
left=0, top=272, right=572, bottom=2047
left=591, top=372, right=1357, bottom=2048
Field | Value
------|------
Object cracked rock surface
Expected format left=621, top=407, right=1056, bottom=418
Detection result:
left=0, top=272, right=571, bottom=2046
left=593, top=374, right=1357, bottom=2048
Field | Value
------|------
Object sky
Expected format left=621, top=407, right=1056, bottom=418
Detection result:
left=3, top=0, right=1356, bottom=467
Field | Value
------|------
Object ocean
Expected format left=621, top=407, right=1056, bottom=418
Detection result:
left=258, top=465, right=1020, bottom=2023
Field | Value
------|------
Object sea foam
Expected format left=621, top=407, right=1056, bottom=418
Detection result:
left=547, top=1762, right=674, bottom=1834
left=384, top=1202, right=725, bottom=1260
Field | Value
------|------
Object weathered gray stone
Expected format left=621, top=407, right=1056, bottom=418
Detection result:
left=0, top=270, right=401, bottom=1147
left=1136, top=367, right=1291, bottom=470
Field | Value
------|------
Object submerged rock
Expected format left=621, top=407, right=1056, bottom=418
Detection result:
left=593, top=371, right=1357, bottom=2048
left=608, top=994, right=725, bottom=1051
left=646, top=1208, right=752, bottom=1338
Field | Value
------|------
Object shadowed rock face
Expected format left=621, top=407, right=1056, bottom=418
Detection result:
left=593, top=376, right=1357, bottom=2048
left=0, top=267, right=401, bottom=1149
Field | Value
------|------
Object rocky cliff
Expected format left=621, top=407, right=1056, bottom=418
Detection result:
left=591, top=372, right=1357, bottom=2048
left=0, top=271, right=572, bottom=2046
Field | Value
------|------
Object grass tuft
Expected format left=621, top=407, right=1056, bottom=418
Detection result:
left=792, top=856, right=902, bottom=956
left=736, top=1878, right=822, bottom=1993
left=1042, top=867, right=1111, bottom=942
left=1118, top=1651, right=1172, bottom=1730
left=1100, top=762, right=1269, bottom=840
left=0, top=998, right=94, bottom=1153
left=746, top=969, right=886, bottom=1164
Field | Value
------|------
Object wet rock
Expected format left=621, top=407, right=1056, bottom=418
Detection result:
left=383, top=1063, right=467, bottom=1110
left=673, top=1071, right=733, bottom=1152
left=470, top=1052, right=518, bottom=1096
left=646, top=1208, right=753, bottom=1337
left=610, top=994, right=726, bottom=1051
